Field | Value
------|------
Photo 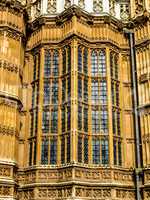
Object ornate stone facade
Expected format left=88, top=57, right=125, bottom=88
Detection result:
left=0, top=0, right=150, bottom=200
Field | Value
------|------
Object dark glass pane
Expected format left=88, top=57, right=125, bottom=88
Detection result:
left=118, top=141, right=122, bottom=166
left=84, top=107, right=88, bottom=132
left=78, top=136, right=82, bottom=163
left=91, top=80, right=99, bottom=104
left=92, top=110, right=100, bottom=133
left=99, top=50, right=106, bottom=77
left=78, top=105, right=82, bottom=131
left=52, top=80, right=58, bottom=104
left=113, top=140, right=117, bottom=165
left=33, top=141, right=37, bottom=165
left=92, top=139, right=100, bottom=164
left=91, top=50, right=98, bottom=76
left=67, top=135, right=70, bottom=163
left=100, top=109, right=108, bottom=133
left=62, top=49, right=66, bottom=74
left=41, top=139, right=48, bottom=164
left=62, top=78, right=66, bottom=103
left=67, top=46, right=71, bottom=72
left=83, top=48, right=88, bottom=74
left=78, top=77, right=82, bottom=101
left=101, top=139, right=109, bottom=164
left=67, top=107, right=71, bottom=131
left=29, top=142, right=33, bottom=166
left=112, top=110, right=116, bottom=135
left=53, top=50, right=59, bottom=76
left=43, top=80, right=50, bottom=105
left=84, top=137, right=88, bottom=164
left=84, top=78, right=88, bottom=102
left=78, top=47, right=82, bottom=72
left=100, top=80, right=107, bottom=104
left=51, top=108, right=58, bottom=133
left=44, top=50, right=51, bottom=77
left=42, top=110, right=50, bottom=133
left=61, top=107, right=65, bottom=132
left=61, top=137, right=65, bottom=164
left=50, top=139, right=57, bottom=164
left=67, top=76, right=71, bottom=101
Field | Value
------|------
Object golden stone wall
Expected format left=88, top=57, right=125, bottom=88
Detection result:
left=0, top=0, right=150, bottom=200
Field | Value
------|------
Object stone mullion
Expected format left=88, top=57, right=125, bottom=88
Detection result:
left=106, top=47, right=113, bottom=167
left=119, top=53, right=124, bottom=167
left=71, top=39, right=78, bottom=163
left=88, top=48, right=92, bottom=164
left=57, top=49, right=62, bottom=165
left=36, top=48, right=44, bottom=165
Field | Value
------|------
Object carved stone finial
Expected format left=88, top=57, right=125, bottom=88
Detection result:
left=93, top=0, right=103, bottom=13
left=135, top=0, right=144, bottom=14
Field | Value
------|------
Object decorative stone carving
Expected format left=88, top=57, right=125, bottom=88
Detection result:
left=0, top=166, right=11, bottom=177
left=135, top=0, right=144, bottom=14
left=109, top=0, right=115, bottom=16
left=93, top=0, right=103, bottom=13
left=78, top=0, right=85, bottom=9
left=47, top=0, right=57, bottom=14
left=0, top=59, right=19, bottom=73
left=120, top=3, right=129, bottom=20
left=64, top=0, right=71, bottom=9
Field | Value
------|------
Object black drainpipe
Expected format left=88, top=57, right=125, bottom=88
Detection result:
left=123, top=29, right=143, bottom=200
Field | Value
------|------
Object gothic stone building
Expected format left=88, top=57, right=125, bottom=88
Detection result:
left=0, top=0, right=150, bottom=200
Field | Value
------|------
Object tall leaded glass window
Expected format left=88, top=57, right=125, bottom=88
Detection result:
left=78, top=136, right=82, bottom=162
left=84, top=107, right=88, bottom=132
left=53, top=50, right=59, bottom=76
left=61, top=136, right=65, bottom=164
left=78, top=105, right=82, bottom=130
left=52, top=80, right=58, bottom=104
left=99, top=50, right=106, bottom=77
left=51, top=108, right=58, bottom=133
left=91, top=50, right=98, bottom=76
left=43, top=80, right=50, bottom=105
left=61, top=107, right=65, bottom=132
left=42, top=110, right=50, bottom=133
left=78, top=47, right=82, bottom=72
left=100, top=109, right=108, bottom=133
left=92, top=139, right=100, bottom=164
left=84, top=137, right=88, bottom=163
left=92, top=109, right=100, bottom=133
left=44, top=50, right=51, bottom=77
left=41, top=139, right=48, bottom=164
left=84, top=78, right=88, bottom=102
left=83, top=48, right=88, bottom=74
left=100, top=80, right=107, bottom=104
left=101, top=139, right=109, bottom=164
left=67, top=135, right=70, bottom=163
left=50, top=139, right=57, bottom=164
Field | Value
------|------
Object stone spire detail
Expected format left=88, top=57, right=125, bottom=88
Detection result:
left=93, top=0, right=103, bottom=13
left=47, top=0, right=57, bottom=13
